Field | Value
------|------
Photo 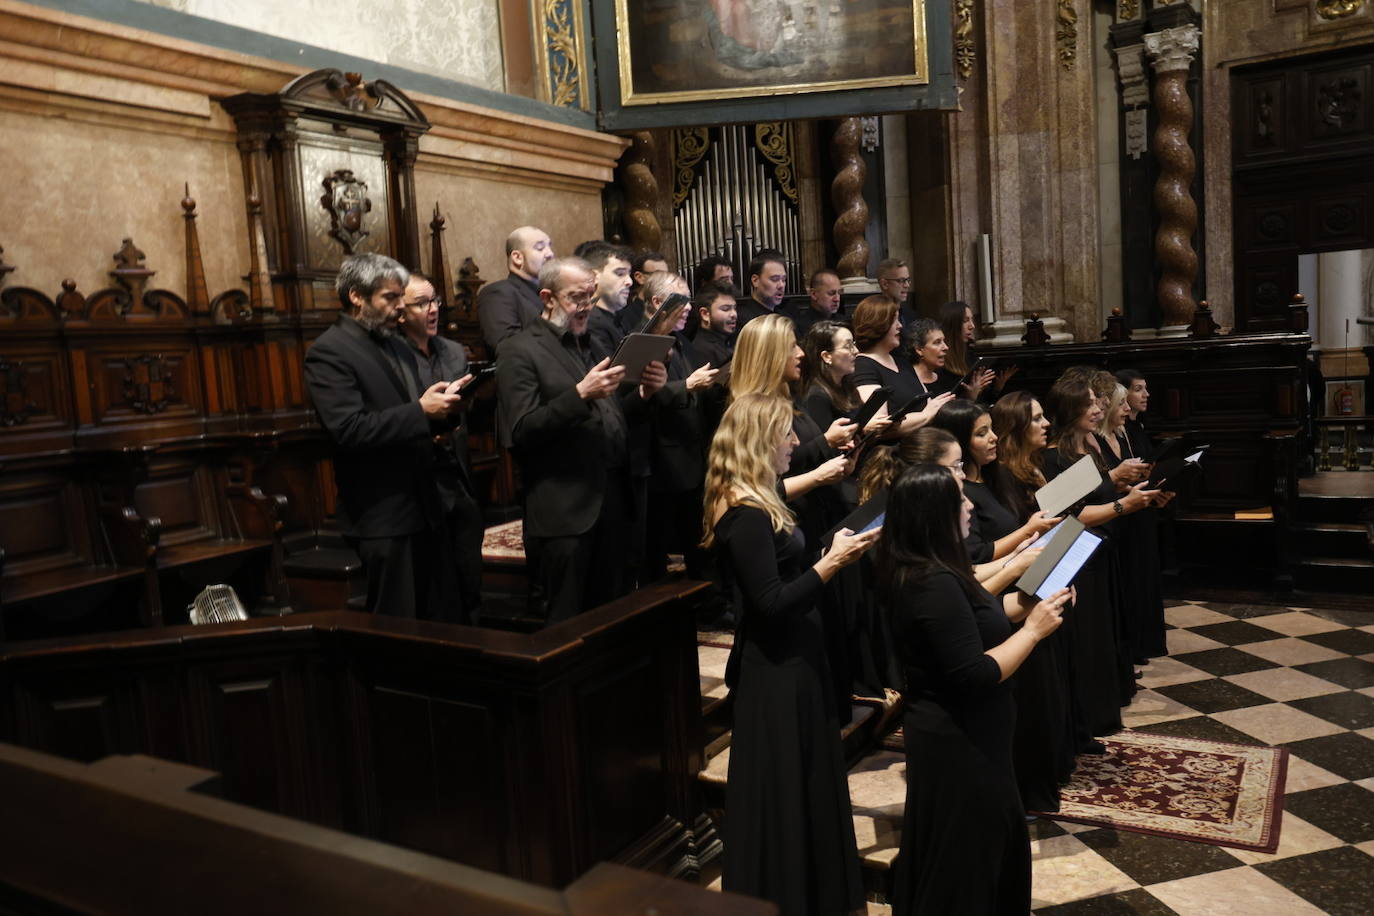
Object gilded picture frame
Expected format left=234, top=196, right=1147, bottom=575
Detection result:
left=613, top=0, right=928, bottom=106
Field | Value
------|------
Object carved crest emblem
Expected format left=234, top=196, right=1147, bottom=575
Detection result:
left=0, top=359, right=37, bottom=427
left=122, top=354, right=175, bottom=415
left=321, top=169, right=372, bottom=253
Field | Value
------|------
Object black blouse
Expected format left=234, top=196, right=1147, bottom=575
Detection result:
left=852, top=352, right=926, bottom=409
left=964, top=479, right=1022, bottom=565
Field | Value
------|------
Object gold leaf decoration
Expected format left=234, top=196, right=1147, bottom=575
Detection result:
left=754, top=122, right=798, bottom=205
left=672, top=127, right=710, bottom=209
left=543, top=0, right=582, bottom=108
left=954, top=0, right=975, bottom=80
left=1118, top=0, right=1139, bottom=19
left=1315, top=0, right=1364, bottom=19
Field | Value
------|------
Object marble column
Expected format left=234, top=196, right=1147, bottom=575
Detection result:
left=1144, top=24, right=1200, bottom=336
left=830, top=117, right=871, bottom=288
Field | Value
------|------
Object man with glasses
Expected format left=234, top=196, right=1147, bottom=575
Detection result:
left=305, top=254, right=467, bottom=621
left=877, top=258, right=916, bottom=327
left=497, top=257, right=668, bottom=623
left=396, top=271, right=484, bottom=625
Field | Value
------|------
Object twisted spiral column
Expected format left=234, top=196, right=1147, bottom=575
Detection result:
left=1145, top=25, right=1200, bottom=328
left=830, top=117, right=870, bottom=282
left=620, top=130, right=662, bottom=252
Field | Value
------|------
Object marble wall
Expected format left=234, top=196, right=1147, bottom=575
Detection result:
left=135, top=0, right=507, bottom=94
left=0, top=1, right=620, bottom=306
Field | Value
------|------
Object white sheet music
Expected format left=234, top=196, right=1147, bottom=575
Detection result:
left=1037, top=531, right=1102, bottom=599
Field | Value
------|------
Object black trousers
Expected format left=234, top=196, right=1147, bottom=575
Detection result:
left=440, top=478, right=485, bottom=626
left=525, top=472, right=632, bottom=624
left=350, top=532, right=445, bottom=620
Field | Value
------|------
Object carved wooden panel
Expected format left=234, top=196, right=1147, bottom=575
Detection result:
left=299, top=138, right=390, bottom=273
left=1240, top=199, right=1298, bottom=251
left=185, top=659, right=306, bottom=817
left=0, top=472, right=86, bottom=576
left=1303, top=60, right=1372, bottom=147
left=132, top=460, right=219, bottom=546
left=365, top=685, right=510, bottom=873
left=12, top=674, right=143, bottom=764
left=71, top=342, right=203, bottom=444
left=575, top=656, right=669, bottom=867
left=1234, top=76, right=1287, bottom=162
left=1309, top=188, right=1372, bottom=248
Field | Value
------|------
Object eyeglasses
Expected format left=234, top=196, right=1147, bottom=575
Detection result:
left=881, top=277, right=912, bottom=286
left=945, top=460, right=966, bottom=479
left=832, top=340, right=859, bottom=352
left=405, top=297, right=443, bottom=310
left=558, top=290, right=596, bottom=307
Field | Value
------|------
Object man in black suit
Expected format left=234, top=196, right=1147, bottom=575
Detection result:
left=497, top=256, right=667, bottom=623
left=304, top=254, right=467, bottom=620
left=735, top=248, right=789, bottom=331
left=476, top=225, right=554, bottom=356
left=794, top=268, right=842, bottom=338
left=396, top=271, right=484, bottom=625
left=619, top=249, right=668, bottom=333
left=691, top=282, right=737, bottom=370
left=580, top=240, right=634, bottom=361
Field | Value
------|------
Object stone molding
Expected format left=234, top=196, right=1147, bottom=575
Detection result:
left=1143, top=24, right=1200, bottom=75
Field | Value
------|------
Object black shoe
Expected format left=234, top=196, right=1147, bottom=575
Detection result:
left=1134, top=669, right=1144, bottom=680
left=1081, top=739, right=1107, bottom=756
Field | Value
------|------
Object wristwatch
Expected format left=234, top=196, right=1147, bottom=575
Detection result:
left=1112, top=499, right=1124, bottom=515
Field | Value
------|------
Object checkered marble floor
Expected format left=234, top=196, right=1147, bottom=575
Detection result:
left=1029, top=598, right=1374, bottom=915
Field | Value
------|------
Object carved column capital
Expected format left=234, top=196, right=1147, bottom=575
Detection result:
left=1143, top=24, right=1199, bottom=75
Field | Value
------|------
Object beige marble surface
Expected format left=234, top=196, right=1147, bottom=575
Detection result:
left=1223, top=813, right=1344, bottom=866
left=1146, top=865, right=1326, bottom=916
left=1223, top=667, right=1347, bottom=702
left=1250, top=610, right=1350, bottom=637
left=1139, top=655, right=1213, bottom=689
left=1165, top=603, right=1236, bottom=628
left=1120, top=687, right=1199, bottom=728
left=1030, top=833, right=1137, bottom=908
left=1209, top=702, right=1345, bottom=745
left=1237, top=637, right=1346, bottom=667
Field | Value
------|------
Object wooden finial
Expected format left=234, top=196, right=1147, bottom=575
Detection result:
left=182, top=182, right=209, bottom=314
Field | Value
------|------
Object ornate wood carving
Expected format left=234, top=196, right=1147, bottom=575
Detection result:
left=620, top=130, right=662, bottom=252
left=110, top=238, right=156, bottom=316
left=536, top=0, right=588, bottom=109
left=245, top=191, right=276, bottom=316
left=0, top=359, right=38, bottom=427
left=1022, top=313, right=1051, bottom=346
left=1118, top=0, right=1140, bottom=19
left=671, top=128, right=709, bottom=209
left=181, top=186, right=210, bottom=315
left=122, top=355, right=176, bottom=415
left=830, top=118, right=870, bottom=281
left=754, top=123, right=798, bottom=204
left=1145, top=26, right=1201, bottom=326
left=428, top=203, right=452, bottom=305
left=320, top=170, right=372, bottom=254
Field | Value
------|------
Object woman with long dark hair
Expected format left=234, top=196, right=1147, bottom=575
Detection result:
left=1043, top=376, right=1160, bottom=737
left=876, top=464, right=1069, bottom=916
left=937, top=301, right=996, bottom=399
left=705, top=393, right=877, bottom=916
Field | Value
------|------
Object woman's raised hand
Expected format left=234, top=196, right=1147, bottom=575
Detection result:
left=827, top=526, right=881, bottom=568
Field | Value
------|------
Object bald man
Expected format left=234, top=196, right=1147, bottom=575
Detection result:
left=477, top=225, right=554, bottom=356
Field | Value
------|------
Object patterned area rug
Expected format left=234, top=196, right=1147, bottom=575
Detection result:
left=1035, top=732, right=1289, bottom=853
left=481, top=520, right=524, bottom=563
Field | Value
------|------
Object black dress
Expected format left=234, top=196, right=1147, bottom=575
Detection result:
left=889, top=570, right=1031, bottom=916
left=1097, top=432, right=1167, bottom=660
left=716, top=505, right=864, bottom=916
left=851, top=353, right=926, bottom=410
left=967, top=478, right=1076, bottom=812
left=918, top=365, right=962, bottom=399
left=1041, top=447, right=1128, bottom=737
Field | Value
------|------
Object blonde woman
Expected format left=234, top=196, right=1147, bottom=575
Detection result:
left=730, top=313, right=852, bottom=520
left=704, top=393, right=877, bottom=916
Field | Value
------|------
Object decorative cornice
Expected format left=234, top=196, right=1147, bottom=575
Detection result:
left=1114, top=43, right=1149, bottom=108
left=1057, top=0, right=1080, bottom=71
left=1143, top=24, right=1200, bottom=74
left=954, top=0, right=975, bottom=80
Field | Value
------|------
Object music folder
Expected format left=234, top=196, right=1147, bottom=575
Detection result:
left=823, top=490, right=888, bottom=548
left=1034, top=454, right=1104, bottom=517
left=1016, top=516, right=1103, bottom=600
left=1149, top=444, right=1208, bottom=491
left=609, top=332, right=676, bottom=383
left=849, top=387, right=892, bottom=433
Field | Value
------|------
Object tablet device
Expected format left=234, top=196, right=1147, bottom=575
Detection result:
left=886, top=391, right=931, bottom=424
left=1035, top=454, right=1104, bottom=517
left=610, top=333, right=676, bottom=383
left=639, top=293, right=691, bottom=337
left=849, top=386, right=892, bottom=431
left=1016, top=516, right=1104, bottom=600
left=837, top=490, right=888, bottom=536
left=463, top=364, right=498, bottom=391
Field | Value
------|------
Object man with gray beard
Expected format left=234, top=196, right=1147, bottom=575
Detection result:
left=497, top=257, right=667, bottom=622
left=305, top=253, right=468, bottom=620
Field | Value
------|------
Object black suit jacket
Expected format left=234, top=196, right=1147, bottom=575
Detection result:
left=395, top=334, right=475, bottom=499
left=477, top=272, right=543, bottom=356
left=734, top=296, right=776, bottom=331
left=497, top=319, right=648, bottom=538
left=650, top=335, right=706, bottom=493
left=587, top=306, right=626, bottom=363
left=304, top=316, right=440, bottom=538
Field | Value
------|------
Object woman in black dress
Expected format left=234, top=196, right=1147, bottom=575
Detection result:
left=850, top=296, right=953, bottom=436
left=1042, top=375, right=1161, bottom=737
left=1095, top=380, right=1172, bottom=662
left=876, top=464, right=1069, bottom=916
left=799, top=319, right=892, bottom=493
left=705, top=393, right=878, bottom=916
left=937, top=301, right=997, bottom=400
